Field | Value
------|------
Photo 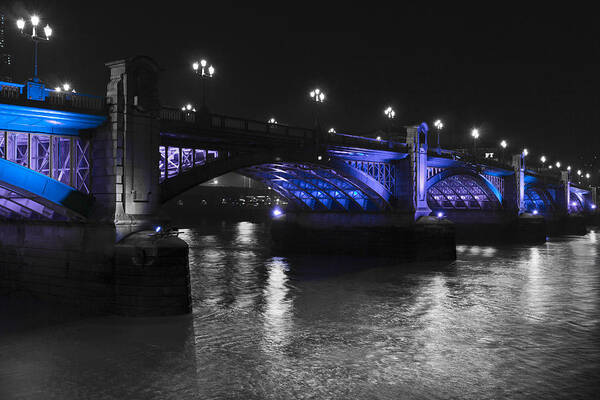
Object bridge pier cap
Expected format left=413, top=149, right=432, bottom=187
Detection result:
left=98, top=56, right=163, bottom=240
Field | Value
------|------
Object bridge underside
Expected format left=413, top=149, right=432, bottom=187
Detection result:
left=239, top=163, right=388, bottom=212
left=427, top=174, right=502, bottom=211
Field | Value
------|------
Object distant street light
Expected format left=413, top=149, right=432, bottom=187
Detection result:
left=16, top=15, right=53, bottom=82
left=181, top=103, right=196, bottom=112
left=268, top=117, right=277, bottom=124
left=309, top=88, right=325, bottom=103
left=384, top=106, right=396, bottom=138
left=500, top=140, right=507, bottom=162
left=586, top=173, right=591, bottom=179
left=309, top=88, right=326, bottom=130
left=328, top=128, right=336, bottom=134
left=567, top=166, right=571, bottom=171
left=471, top=128, right=479, bottom=155
left=540, top=155, right=547, bottom=165
left=555, top=161, right=561, bottom=168
left=434, top=119, right=443, bottom=153
left=54, top=83, right=76, bottom=93
left=577, top=170, right=582, bottom=176
left=192, top=59, right=215, bottom=109
left=521, top=148, right=529, bottom=169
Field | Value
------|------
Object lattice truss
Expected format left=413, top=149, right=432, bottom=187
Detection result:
left=427, top=175, right=501, bottom=210
left=159, top=146, right=221, bottom=182
left=240, top=163, right=385, bottom=211
left=345, top=160, right=395, bottom=192
left=0, top=131, right=90, bottom=194
left=482, top=173, right=504, bottom=198
left=0, top=183, right=65, bottom=220
left=523, top=187, right=554, bottom=212
left=570, top=192, right=584, bottom=213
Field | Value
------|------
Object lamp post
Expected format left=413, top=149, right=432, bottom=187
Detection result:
left=500, top=140, right=507, bottom=162
left=522, top=148, right=528, bottom=169
left=384, top=106, right=396, bottom=138
left=192, top=59, right=215, bottom=110
left=471, top=128, right=479, bottom=156
left=309, top=88, right=325, bottom=130
left=434, top=119, right=443, bottom=154
left=16, top=15, right=52, bottom=82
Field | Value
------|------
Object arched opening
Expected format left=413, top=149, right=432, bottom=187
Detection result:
left=427, top=174, right=502, bottom=211
left=524, top=187, right=554, bottom=213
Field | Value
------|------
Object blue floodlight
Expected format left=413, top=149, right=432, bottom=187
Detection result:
left=532, top=210, right=539, bottom=215
left=154, top=225, right=162, bottom=233
left=272, top=208, right=283, bottom=218
left=437, top=211, right=444, bottom=218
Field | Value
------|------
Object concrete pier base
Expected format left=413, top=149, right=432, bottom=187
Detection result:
left=562, top=214, right=588, bottom=236
left=115, top=231, right=191, bottom=316
left=270, top=213, right=455, bottom=261
left=0, top=221, right=192, bottom=317
left=516, top=213, right=546, bottom=244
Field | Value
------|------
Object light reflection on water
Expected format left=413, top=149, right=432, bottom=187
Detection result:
left=1, top=222, right=600, bottom=399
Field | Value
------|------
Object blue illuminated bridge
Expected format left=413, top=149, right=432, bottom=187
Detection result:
left=0, top=56, right=596, bottom=228
left=1, top=56, right=598, bottom=316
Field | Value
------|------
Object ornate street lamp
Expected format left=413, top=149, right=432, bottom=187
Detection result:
left=309, top=88, right=326, bottom=130
left=192, top=59, right=215, bottom=109
left=16, top=15, right=52, bottom=82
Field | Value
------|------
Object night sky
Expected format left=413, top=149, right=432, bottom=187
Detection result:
left=2, top=2, right=599, bottom=169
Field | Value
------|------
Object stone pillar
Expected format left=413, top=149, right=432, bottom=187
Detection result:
left=406, top=124, right=431, bottom=219
left=96, top=56, right=163, bottom=240
left=557, top=171, right=570, bottom=214
left=512, top=154, right=525, bottom=213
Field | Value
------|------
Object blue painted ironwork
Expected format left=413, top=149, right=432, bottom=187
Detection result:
left=523, top=186, right=555, bottom=213
left=0, top=130, right=90, bottom=194
left=0, top=158, right=91, bottom=219
left=239, top=163, right=387, bottom=212
left=427, top=174, right=502, bottom=210
left=159, top=145, right=221, bottom=182
left=344, top=160, right=396, bottom=193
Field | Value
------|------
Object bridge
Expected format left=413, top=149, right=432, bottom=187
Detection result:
left=0, top=56, right=597, bottom=315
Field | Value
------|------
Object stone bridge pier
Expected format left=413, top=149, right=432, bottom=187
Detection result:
left=95, top=57, right=190, bottom=316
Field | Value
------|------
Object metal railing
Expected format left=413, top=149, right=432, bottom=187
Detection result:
left=0, top=81, right=106, bottom=113
left=160, top=107, right=316, bottom=139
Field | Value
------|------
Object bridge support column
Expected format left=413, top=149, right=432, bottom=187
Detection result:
left=512, top=154, right=546, bottom=242
left=406, top=125, right=431, bottom=219
left=511, top=154, right=525, bottom=213
left=97, top=56, right=165, bottom=240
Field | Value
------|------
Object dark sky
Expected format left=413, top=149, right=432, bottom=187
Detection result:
left=3, top=1, right=599, bottom=167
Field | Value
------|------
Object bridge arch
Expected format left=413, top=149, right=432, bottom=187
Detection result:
left=523, top=184, right=556, bottom=213
left=426, top=167, right=503, bottom=211
left=159, top=151, right=390, bottom=212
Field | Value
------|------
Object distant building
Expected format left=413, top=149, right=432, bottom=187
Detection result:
left=0, top=11, right=13, bottom=82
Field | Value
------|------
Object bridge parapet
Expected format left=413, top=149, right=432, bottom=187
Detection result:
left=0, top=80, right=106, bottom=115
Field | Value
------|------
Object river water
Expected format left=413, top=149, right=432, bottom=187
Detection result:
left=1, top=222, right=600, bottom=399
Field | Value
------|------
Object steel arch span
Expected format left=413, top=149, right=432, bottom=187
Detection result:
left=158, top=146, right=390, bottom=212
left=426, top=168, right=503, bottom=211
left=523, top=185, right=556, bottom=213
left=240, top=163, right=389, bottom=212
